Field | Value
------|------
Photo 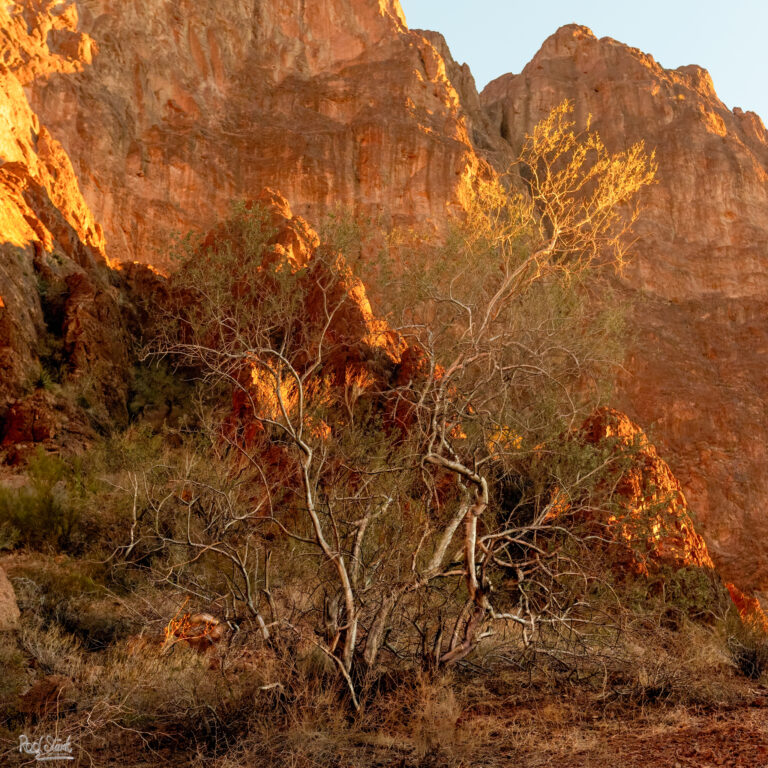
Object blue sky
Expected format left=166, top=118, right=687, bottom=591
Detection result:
left=399, top=1, right=768, bottom=121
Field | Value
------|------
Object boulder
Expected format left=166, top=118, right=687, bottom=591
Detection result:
left=0, top=565, right=21, bottom=631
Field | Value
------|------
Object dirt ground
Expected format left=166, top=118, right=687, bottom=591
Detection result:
left=4, top=702, right=768, bottom=767
left=512, top=706, right=768, bottom=768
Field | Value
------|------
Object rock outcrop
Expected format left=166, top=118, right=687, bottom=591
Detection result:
left=173, top=189, right=416, bottom=449
left=164, top=611, right=225, bottom=653
left=6, top=3, right=767, bottom=601
left=0, top=1, right=131, bottom=450
left=727, top=583, right=768, bottom=634
left=481, top=25, right=768, bottom=598
left=27, top=0, right=490, bottom=267
left=581, top=407, right=714, bottom=575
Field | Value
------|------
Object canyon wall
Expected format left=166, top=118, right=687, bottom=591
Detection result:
left=0, top=0, right=129, bottom=449
left=5, top=3, right=767, bottom=596
left=482, top=25, right=768, bottom=595
left=26, top=0, right=508, bottom=267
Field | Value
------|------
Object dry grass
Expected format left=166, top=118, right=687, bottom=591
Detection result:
left=2, top=552, right=767, bottom=767
left=2, top=625, right=766, bottom=768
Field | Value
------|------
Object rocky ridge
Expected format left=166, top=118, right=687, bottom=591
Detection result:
left=481, top=25, right=768, bottom=596
left=0, top=1, right=131, bottom=456
left=27, top=0, right=494, bottom=267
left=0, top=2, right=766, bottom=601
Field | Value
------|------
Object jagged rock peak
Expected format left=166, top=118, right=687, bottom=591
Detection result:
left=535, top=23, right=598, bottom=55
left=480, top=18, right=768, bottom=600
left=481, top=22, right=768, bottom=302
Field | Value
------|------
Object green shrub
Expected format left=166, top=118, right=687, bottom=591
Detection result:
left=0, top=449, right=80, bottom=551
left=35, top=276, right=69, bottom=387
left=727, top=615, right=768, bottom=680
left=620, top=565, right=730, bottom=626
left=127, top=359, right=197, bottom=424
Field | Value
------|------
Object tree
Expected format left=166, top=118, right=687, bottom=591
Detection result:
left=124, top=102, right=657, bottom=708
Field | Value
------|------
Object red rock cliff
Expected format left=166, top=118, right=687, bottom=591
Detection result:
left=0, top=1, right=129, bottom=448
left=27, top=0, right=491, bottom=266
left=481, top=25, right=768, bottom=597
left=12, top=5, right=768, bottom=602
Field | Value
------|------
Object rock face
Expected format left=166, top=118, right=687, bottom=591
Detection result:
left=27, top=0, right=491, bottom=267
left=7, top=4, right=767, bottom=599
left=581, top=407, right=714, bottom=575
left=1, top=1, right=99, bottom=401
left=481, top=25, right=768, bottom=597
left=0, top=1, right=131, bottom=448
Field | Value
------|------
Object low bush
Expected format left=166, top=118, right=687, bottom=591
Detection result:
left=127, top=359, right=198, bottom=425
left=0, top=450, right=80, bottom=552
left=0, top=640, right=28, bottom=730
left=727, top=615, right=768, bottom=680
left=11, top=557, right=138, bottom=651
